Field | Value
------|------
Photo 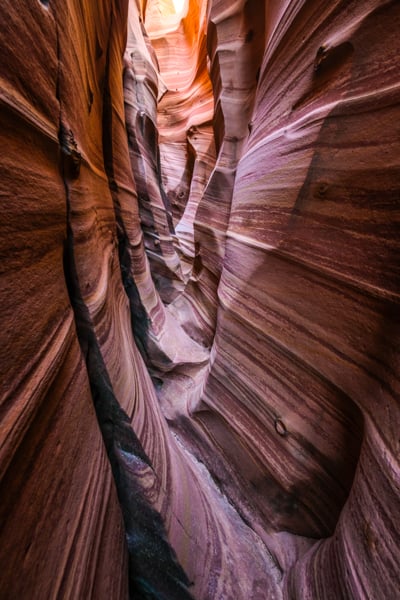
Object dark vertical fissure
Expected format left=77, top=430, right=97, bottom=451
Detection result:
left=54, top=6, right=193, bottom=599
left=103, top=37, right=151, bottom=366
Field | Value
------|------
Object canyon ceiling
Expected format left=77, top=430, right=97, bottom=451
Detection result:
left=0, top=0, right=399, bottom=598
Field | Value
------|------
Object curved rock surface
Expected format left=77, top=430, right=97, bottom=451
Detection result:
left=0, top=0, right=399, bottom=599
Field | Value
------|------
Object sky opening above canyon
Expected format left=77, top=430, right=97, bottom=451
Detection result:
left=172, top=0, right=186, bottom=16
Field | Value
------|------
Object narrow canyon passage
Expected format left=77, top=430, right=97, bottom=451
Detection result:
left=0, top=1, right=399, bottom=599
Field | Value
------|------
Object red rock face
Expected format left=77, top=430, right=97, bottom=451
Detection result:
left=1, top=0, right=399, bottom=599
left=0, top=2, right=129, bottom=597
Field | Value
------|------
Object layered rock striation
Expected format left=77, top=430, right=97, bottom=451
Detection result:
left=0, top=0, right=399, bottom=599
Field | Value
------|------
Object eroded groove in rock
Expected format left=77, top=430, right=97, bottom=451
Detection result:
left=54, top=1, right=200, bottom=596
left=62, top=209, right=194, bottom=597
left=143, top=0, right=217, bottom=345
left=162, top=0, right=267, bottom=350
left=122, top=0, right=212, bottom=417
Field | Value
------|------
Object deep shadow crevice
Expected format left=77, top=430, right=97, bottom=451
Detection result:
left=56, top=9, right=194, bottom=598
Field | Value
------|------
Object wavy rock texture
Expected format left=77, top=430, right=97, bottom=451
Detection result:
left=0, top=1, right=279, bottom=599
left=0, top=0, right=399, bottom=600
left=145, top=0, right=400, bottom=598
left=0, top=2, right=129, bottom=598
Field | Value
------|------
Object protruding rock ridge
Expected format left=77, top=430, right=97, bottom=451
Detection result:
left=159, top=0, right=268, bottom=352
left=125, top=2, right=185, bottom=303
left=139, top=0, right=268, bottom=419
left=144, top=0, right=217, bottom=304
left=123, top=0, right=211, bottom=404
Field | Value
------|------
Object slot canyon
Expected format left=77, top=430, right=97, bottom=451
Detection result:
left=0, top=0, right=399, bottom=598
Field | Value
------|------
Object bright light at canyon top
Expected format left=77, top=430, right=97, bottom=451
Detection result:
left=145, top=0, right=189, bottom=37
left=156, top=0, right=187, bottom=18
left=172, top=0, right=185, bottom=15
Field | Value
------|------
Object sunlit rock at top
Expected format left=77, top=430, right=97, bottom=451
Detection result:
left=145, top=0, right=191, bottom=37
left=172, top=0, right=186, bottom=16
